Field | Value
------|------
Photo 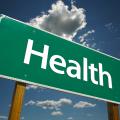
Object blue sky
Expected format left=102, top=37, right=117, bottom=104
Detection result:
left=0, top=0, right=120, bottom=120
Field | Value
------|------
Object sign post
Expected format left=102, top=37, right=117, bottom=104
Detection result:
left=107, top=102, right=119, bottom=120
left=8, top=82, right=26, bottom=120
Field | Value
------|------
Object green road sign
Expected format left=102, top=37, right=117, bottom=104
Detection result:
left=0, top=14, right=120, bottom=104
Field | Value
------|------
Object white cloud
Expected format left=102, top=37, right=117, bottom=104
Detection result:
left=26, top=85, right=39, bottom=90
left=73, top=101, right=96, bottom=109
left=0, top=116, right=7, bottom=119
left=105, top=22, right=118, bottom=33
left=79, top=29, right=96, bottom=48
left=67, top=117, right=73, bottom=120
left=28, top=0, right=97, bottom=49
left=25, top=99, right=97, bottom=117
left=59, top=98, right=72, bottom=105
left=105, top=23, right=113, bottom=31
left=87, top=113, right=93, bottom=117
left=25, top=98, right=72, bottom=110
left=35, top=98, right=72, bottom=110
left=25, top=100, right=36, bottom=106
left=25, top=99, right=96, bottom=110
left=30, top=0, right=87, bottom=40
left=21, top=117, right=25, bottom=120
left=79, top=30, right=95, bottom=43
left=26, top=84, right=45, bottom=90
left=51, top=111, right=63, bottom=116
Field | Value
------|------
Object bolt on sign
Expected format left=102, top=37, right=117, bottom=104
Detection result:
left=0, top=14, right=120, bottom=104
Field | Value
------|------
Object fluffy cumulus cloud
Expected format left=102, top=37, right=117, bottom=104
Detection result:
left=51, top=111, right=63, bottom=116
left=25, top=98, right=72, bottom=110
left=30, top=0, right=87, bottom=40
left=73, top=101, right=96, bottom=109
